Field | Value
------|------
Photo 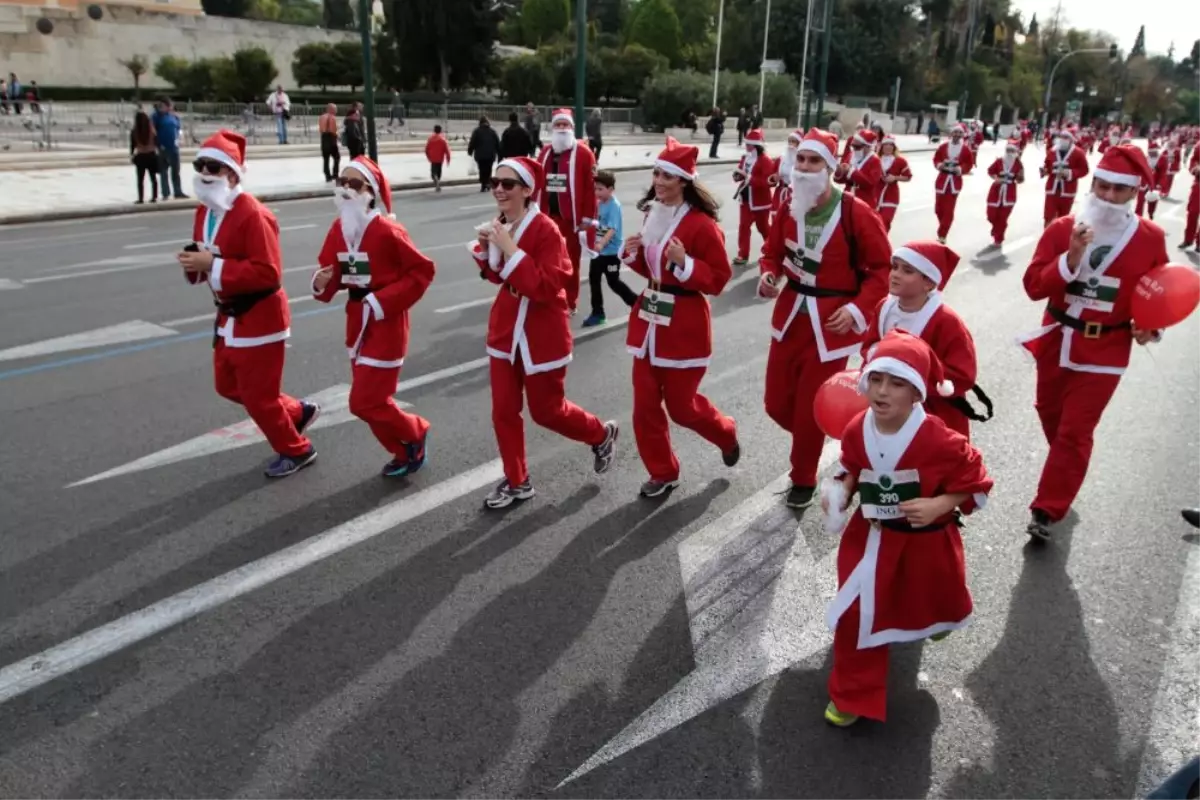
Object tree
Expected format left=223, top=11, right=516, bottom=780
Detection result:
left=520, top=0, right=569, bottom=46
left=625, top=0, right=682, bottom=66
left=1131, top=25, right=1145, bottom=57
left=119, top=55, right=149, bottom=95
left=1026, top=12, right=1038, bottom=39
left=213, top=47, right=279, bottom=101
left=499, top=53, right=556, bottom=101
left=323, top=0, right=354, bottom=29
left=332, top=40, right=364, bottom=90
left=201, top=0, right=250, bottom=17
left=391, top=0, right=498, bottom=92
left=154, top=55, right=219, bottom=100
left=609, top=43, right=667, bottom=100
left=293, top=42, right=338, bottom=89
left=277, top=0, right=322, bottom=24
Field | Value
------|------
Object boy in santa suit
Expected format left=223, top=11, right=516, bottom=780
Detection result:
left=1135, top=141, right=1169, bottom=220
left=770, top=130, right=803, bottom=218
left=1039, top=129, right=1090, bottom=227
left=312, top=156, right=436, bottom=477
left=532, top=108, right=598, bottom=315
left=732, top=128, right=774, bottom=265
left=820, top=329, right=992, bottom=727
left=834, top=128, right=885, bottom=211
left=757, top=128, right=892, bottom=509
left=932, top=125, right=974, bottom=244
left=863, top=241, right=982, bottom=438
left=472, top=156, right=618, bottom=509
left=177, top=129, right=318, bottom=478
left=1180, top=145, right=1200, bottom=251
left=1019, top=144, right=1168, bottom=543
left=984, top=139, right=1025, bottom=247
left=876, top=136, right=913, bottom=232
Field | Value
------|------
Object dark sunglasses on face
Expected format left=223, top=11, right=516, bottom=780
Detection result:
left=335, top=176, right=368, bottom=192
left=490, top=177, right=523, bottom=191
left=193, top=159, right=225, bottom=175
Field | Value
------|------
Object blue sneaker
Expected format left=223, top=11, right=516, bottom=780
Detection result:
left=381, top=432, right=429, bottom=478
left=406, top=432, right=429, bottom=475
left=581, top=313, right=606, bottom=328
left=264, top=446, right=317, bottom=478
left=295, top=401, right=321, bottom=434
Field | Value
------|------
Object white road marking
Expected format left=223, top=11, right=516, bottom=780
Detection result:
left=23, top=262, right=172, bottom=283
left=0, top=320, right=179, bottom=363
left=2, top=458, right=505, bottom=705
left=435, top=297, right=494, bottom=314
left=0, top=225, right=149, bottom=244
left=1159, top=202, right=1185, bottom=222
left=283, top=263, right=319, bottom=275
left=0, top=278, right=25, bottom=290
left=459, top=202, right=497, bottom=211
left=160, top=295, right=317, bottom=327
left=39, top=254, right=168, bottom=274
left=123, top=224, right=317, bottom=250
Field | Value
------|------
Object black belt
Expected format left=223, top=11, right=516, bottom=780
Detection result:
left=348, top=287, right=370, bottom=301
left=786, top=278, right=856, bottom=298
left=646, top=282, right=700, bottom=297
left=1047, top=305, right=1131, bottom=339
left=881, top=511, right=963, bottom=534
left=945, top=384, right=995, bottom=423
left=215, top=286, right=279, bottom=318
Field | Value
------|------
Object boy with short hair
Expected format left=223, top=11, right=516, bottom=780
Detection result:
left=582, top=170, right=638, bottom=327
left=424, top=124, right=451, bottom=192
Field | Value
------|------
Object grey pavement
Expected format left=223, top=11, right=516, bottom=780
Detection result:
left=0, top=142, right=1197, bottom=798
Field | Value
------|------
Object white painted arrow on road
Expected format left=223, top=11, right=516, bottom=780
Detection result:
left=0, top=320, right=179, bottom=362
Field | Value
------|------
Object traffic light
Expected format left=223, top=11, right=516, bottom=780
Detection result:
left=1109, top=43, right=1119, bottom=61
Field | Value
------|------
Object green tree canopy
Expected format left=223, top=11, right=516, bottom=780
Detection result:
left=521, top=0, right=570, bottom=46
left=625, top=0, right=682, bottom=66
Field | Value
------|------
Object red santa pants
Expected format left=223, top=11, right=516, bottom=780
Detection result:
left=829, top=599, right=890, bottom=722
left=213, top=340, right=311, bottom=458
left=1183, top=183, right=1199, bottom=245
left=632, top=357, right=737, bottom=482
left=934, top=192, right=958, bottom=239
left=877, top=206, right=897, bottom=232
left=1135, top=192, right=1158, bottom=219
left=737, top=203, right=771, bottom=260
left=1163, top=173, right=1176, bottom=197
left=764, top=329, right=848, bottom=487
left=490, top=358, right=606, bottom=486
left=349, top=362, right=430, bottom=458
left=986, top=203, right=1014, bottom=242
left=1043, top=194, right=1074, bottom=226
left=1031, top=346, right=1121, bottom=521
left=550, top=214, right=584, bottom=311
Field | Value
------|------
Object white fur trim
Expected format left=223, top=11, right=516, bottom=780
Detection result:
left=852, top=133, right=871, bottom=147
left=936, top=379, right=954, bottom=397
left=892, top=246, right=942, bottom=286
left=196, top=147, right=245, bottom=178
left=797, top=139, right=837, bottom=169
left=497, top=158, right=535, bottom=188
left=1056, top=252, right=1081, bottom=283
left=859, top=356, right=928, bottom=401
left=356, top=355, right=405, bottom=368
left=552, top=110, right=573, bottom=125
left=654, top=158, right=697, bottom=181
left=345, top=161, right=382, bottom=200
left=209, top=257, right=225, bottom=292
left=499, top=248, right=526, bottom=280
left=844, top=302, right=868, bottom=334
left=364, top=292, right=384, bottom=321
left=673, top=254, right=695, bottom=283
left=1094, top=167, right=1140, bottom=187
left=1145, top=190, right=1160, bottom=203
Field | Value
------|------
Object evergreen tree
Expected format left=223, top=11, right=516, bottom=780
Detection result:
left=1131, top=25, right=1145, bottom=57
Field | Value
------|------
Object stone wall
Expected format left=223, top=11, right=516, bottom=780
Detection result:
left=0, top=3, right=357, bottom=89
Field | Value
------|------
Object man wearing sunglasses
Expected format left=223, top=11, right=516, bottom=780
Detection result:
left=177, top=130, right=319, bottom=478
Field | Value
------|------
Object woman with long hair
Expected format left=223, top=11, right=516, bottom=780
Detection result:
left=876, top=135, right=912, bottom=231
left=621, top=137, right=740, bottom=498
left=130, top=109, right=159, bottom=204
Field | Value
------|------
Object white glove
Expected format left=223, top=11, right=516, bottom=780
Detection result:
left=820, top=477, right=850, bottom=534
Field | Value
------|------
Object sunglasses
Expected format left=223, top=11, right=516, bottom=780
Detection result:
left=489, top=177, right=524, bottom=191
left=335, top=176, right=369, bottom=192
left=193, top=159, right=225, bottom=175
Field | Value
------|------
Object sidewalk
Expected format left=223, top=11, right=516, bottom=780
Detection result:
left=0, top=134, right=937, bottom=225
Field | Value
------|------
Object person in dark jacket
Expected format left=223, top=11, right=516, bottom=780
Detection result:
left=500, top=112, right=532, bottom=159
left=585, top=108, right=603, bottom=161
left=736, top=107, right=749, bottom=146
left=467, top=116, right=502, bottom=192
left=706, top=107, right=725, bottom=158
left=344, top=103, right=365, bottom=158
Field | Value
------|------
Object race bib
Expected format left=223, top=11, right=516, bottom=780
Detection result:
left=547, top=173, right=568, bottom=193
left=858, top=469, right=921, bottom=521
left=1066, top=254, right=1120, bottom=312
left=338, top=251, right=371, bottom=287
left=785, top=241, right=821, bottom=287
left=638, top=289, right=674, bottom=326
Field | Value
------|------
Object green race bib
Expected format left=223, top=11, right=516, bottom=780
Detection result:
left=858, top=468, right=922, bottom=521
left=338, top=251, right=371, bottom=287
left=638, top=289, right=674, bottom=326
left=1066, top=250, right=1119, bottom=313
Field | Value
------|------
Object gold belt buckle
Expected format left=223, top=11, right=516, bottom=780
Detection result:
left=1082, top=320, right=1103, bottom=339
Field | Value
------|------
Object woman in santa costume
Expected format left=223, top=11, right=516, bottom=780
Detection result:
left=1163, top=135, right=1183, bottom=198
left=311, top=156, right=436, bottom=477
left=984, top=139, right=1025, bottom=247
left=531, top=108, right=598, bottom=315
left=875, top=135, right=912, bottom=232
left=1180, top=145, right=1200, bottom=251
left=1135, top=141, right=1169, bottom=220
left=732, top=128, right=773, bottom=265
left=471, top=156, right=618, bottom=509
left=1018, top=144, right=1168, bottom=543
left=770, top=130, right=803, bottom=219
left=757, top=128, right=892, bottom=509
left=177, top=129, right=319, bottom=478
left=820, top=329, right=992, bottom=727
left=1039, top=128, right=1090, bottom=227
left=834, top=128, right=885, bottom=211
left=932, top=125, right=975, bottom=244
left=621, top=138, right=740, bottom=498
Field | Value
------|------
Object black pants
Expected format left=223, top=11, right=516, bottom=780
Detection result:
left=133, top=152, right=159, bottom=202
left=589, top=254, right=638, bottom=316
left=431, top=163, right=443, bottom=182
left=477, top=158, right=494, bottom=191
left=158, top=148, right=184, bottom=198
left=709, top=132, right=722, bottom=158
left=321, top=133, right=340, bottom=181
left=589, top=138, right=602, bottom=162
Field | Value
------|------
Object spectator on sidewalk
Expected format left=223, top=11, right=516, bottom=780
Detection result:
left=467, top=115, right=501, bottom=192
left=152, top=96, right=187, bottom=200
left=425, top=123, right=451, bottom=192
left=749, top=103, right=764, bottom=130
left=522, top=102, right=541, bottom=153
left=501, top=112, right=532, bottom=159
left=706, top=107, right=725, bottom=158
left=736, top=107, right=749, bottom=145
left=319, top=103, right=340, bottom=182
left=387, top=88, right=405, bottom=132
left=586, top=108, right=603, bottom=161
left=28, top=80, right=40, bottom=114
left=344, top=102, right=365, bottom=159
left=267, top=85, right=290, bottom=144
left=130, top=109, right=159, bottom=204
left=8, top=73, right=23, bottom=114
left=828, top=115, right=844, bottom=139
left=241, top=102, right=257, bottom=140
left=0, top=78, right=7, bottom=114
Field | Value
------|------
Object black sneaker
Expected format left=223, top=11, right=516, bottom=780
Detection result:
left=1182, top=508, right=1199, bottom=529
left=295, top=400, right=321, bottom=434
left=1027, top=509, right=1053, bottom=542
left=722, top=423, right=741, bottom=467
left=484, top=479, right=535, bottom=509
left=592, top=420, right=618, bottom=474
left=786, top=485, right=816, bottom=509
left=639, top=479, right=679, bottom=499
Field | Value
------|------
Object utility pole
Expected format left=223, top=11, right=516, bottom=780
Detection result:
left=757, top=0, right=772, bottom=109
left=574, top=0, right=587, bottom=138
left=358, top=0, right=377, bottom=161
left=712, top=0, right=726, bottom=109
left=814, top=0, right=832, bottom=123
left=797, top=0, right=814, bottom=127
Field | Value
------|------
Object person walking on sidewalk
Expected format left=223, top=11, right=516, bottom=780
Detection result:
left=732, top=128, right=773, bottom=266
left=582, top=170, right=638, bottom=328
left=319, top=103, right=340, bottom=182
left=312, top=156, right=436, bottom=478
left=152, top=97, right=187, bottom=201
left=522, top=102, right=542, bottom=155
left=130, top=110, right=159, bottom=204
left=425, top=124, right=451, bottom=192
left=500, top=112, right=532, bottom=159
left=706, top=107, right=725, bottom=159
left=344, top=103, right=366, bottom=159
left=586, top=108, right=604, bottom=162
left=621, top=138, right=741, bottom=499
left=267, top=85, right=290, bottom=145
left=468, top=115, right=502, bottom=193
left=470, top=156, right=619, bottom=510
left=177, top=130, right=318, bottom=478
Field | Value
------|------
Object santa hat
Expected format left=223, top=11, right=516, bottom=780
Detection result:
left=655, top=136, right=699, bottom=181
left=1056, top=128, right=1076, bottom=142
left=744, top=128, right=766, bottom=148
left=551, top=108, right=574, bottom=126
left=951, top=124, right=966, bottom=136
left=196, top=129, right=246, bottom=179
left=1147, top=140, right=1161, bottom=153
left=497, top=156, right=544, bottom=190
left=880, top=135, right=897, bottom=149
left=852, top=129, right=878, bottom=148
left=860, top=329, right=954, bottom=401
left=786, top=129, right=803, bottom=146
left=891, top=240, right=961, bottom=290
left=1094, top=143, right=1153, bottom=188
left=345, top=155, right=394, bottom=218
left=1005, top=138, right=1020, bottom=150
left=796, top=127, right=838, bottom=170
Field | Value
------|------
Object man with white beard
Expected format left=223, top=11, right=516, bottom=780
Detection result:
left=834, top=127, right=884, bottom=210
left=932, top=125, right=975, bottom=244
left=757, top=128, right=893, bottom=508
left=1135, top=140, right=1169, bottom=219
left=176, top=130, right=319, bottom=478
left=1018, top=144, right=1168, bottom=543
left=532, top=108, right=598, bottom=316
left=1039, top=127, right=1090, bottom=227
left=984, top=138, right=1025, bottom=247
left=770, top=130, right=803, bottom=218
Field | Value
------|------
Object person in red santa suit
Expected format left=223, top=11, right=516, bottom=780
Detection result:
left=932, top=125, right=975, bottom=244
left=311, top=156, right=436, bottom=478
left=1039, top=128, right=1090, bottom=227
left=1163, top=135, right=1183, bottom=198
left=770, top=130, right=803, bottom=219
left=531, top=108, right=597, bottom=315
left=841, top=123, right=865, bottom=162
left=862, top=241, right=985, bottom=439
left=1018, top=144, right=1168, bottom=543
left=969, top=120, right=985, bottom=154
left=834, top=128, right=885, bottom=211
left=1077, top=126, right=1095, bottom=154
left=875, top=136, right=912, bottom=232
left=471, top=157, right=618, bottom=509
left=984, top=139, right=1025, bottom=247
left=1097, top=126, right=1120, bottom=155
left=1020, top=121, right=1033, bottom=152
left=1180, top=145, right=1200, bottom=251
left=177, top=130, right=318, bottom=478
left=819, top=329, right=992, bottom=727
left=621, top=138, right=740, bottom=498
left=757, top=128, right=892, bottom=508
left=732, top=128, right=773, bottom=265
left=1135, top=141, right=1169, bottom=220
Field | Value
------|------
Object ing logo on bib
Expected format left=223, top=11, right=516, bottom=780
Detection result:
left=1089, top=246, right=1112, bottom=270
left=878, top=474, right=894, bottom=490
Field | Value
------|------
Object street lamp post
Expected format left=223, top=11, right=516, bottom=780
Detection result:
left=712, top=0, right=726, bottom=109
left=574, top=0, right=587, bottom=138
left=814, top=0, right=833, bottom=123
left=358, top=0, right=377, bottom=161
left=757, top=0, right=773, bottom=109
left=1040, top=46, right=1114, bottom=135
left=797, top=0, right=814, bottom=127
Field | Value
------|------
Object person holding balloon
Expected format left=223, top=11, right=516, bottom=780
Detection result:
left=757, top=128, right=893, bottom=509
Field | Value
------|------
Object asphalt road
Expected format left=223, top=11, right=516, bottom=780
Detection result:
left=0, top=143, right=1198, bottom=798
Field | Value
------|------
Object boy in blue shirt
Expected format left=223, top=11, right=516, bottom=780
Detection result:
left=583, top=170, right=639, bottom=327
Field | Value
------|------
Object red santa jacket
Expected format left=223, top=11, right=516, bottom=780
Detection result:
left=1167, top=144, right=1183, bottom=174
left=1019, top=214, right=1169, bottom=375
left=836, top=150, right=885, bottom=210
left=877, top=154, right=912, bottom=209
left=970, top=129, right=984, bottom=151
left=1098, top=135, right=1119, bottom=154
left=622, top=204, right=731, bottom=368
left=986, top=156, right=1025, bottom=207
left=826, top=406, right=991, bottom=648
left=1040, top=145, right=1089, bottom=197
left=533, top=141, right=598, bottom=247
left=1144, top=153, right=1170, bottom=195
left=758, top=189, right=892, bottom=362
left=734, top=150, right=774, bottom=211
left=312, top=214, right=435, bottom=368
left=471, top=208, right=574, bottom=374
left=188, top=191, right=289, bottom=347
left=933, top=141, right=974, bottom=194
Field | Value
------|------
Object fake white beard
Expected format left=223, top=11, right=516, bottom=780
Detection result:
left=851, top=147, right=870, bottom=169
left=194, top=175, right=237, bottom=212
left=1055, top=139, right=1071, bottom=153
left=640, top=199, right=676, bottom=245
left=335, top=189, right=373, bottom=246
left=744, top=148, right=759, bottom=171
left=948, top=140, right=963, bottom=158
left=778, top=148, right=797, bottom=181
left=1002, top=154, right=1016, bottom=171
left=550, top=129, right=575, bottom=153
left=1149, top=153, right=1160, bottom=168
left=1077, top=193, right=1133, bottom=237
left=789, top=170, right=829, bottom=219
left=881, top=154, right=895, bottom=172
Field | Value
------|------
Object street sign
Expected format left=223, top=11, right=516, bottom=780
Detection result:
left=761, top=59, right=786, bottom=74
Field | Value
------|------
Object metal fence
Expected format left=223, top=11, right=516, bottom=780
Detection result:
left=0, top=101, right=644, bottom=151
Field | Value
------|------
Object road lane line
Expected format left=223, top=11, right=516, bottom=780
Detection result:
left=0, top=320, right=179, bottom=362
left=0, top=459, right=505, bottom=705
left=123, top=224, right=317, bottom=250
left=435, top=297, right=493, bottom=314
left=0, top=226, right=149, bottom=244
left=0, top=278, right=25, bottom=290
left=23, top=262, right=172, bottom=283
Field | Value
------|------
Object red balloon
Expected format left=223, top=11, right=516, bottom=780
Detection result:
left=815, top=369, right=869, bottom=440
left=1132, top=264, right=1200, bottom=330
